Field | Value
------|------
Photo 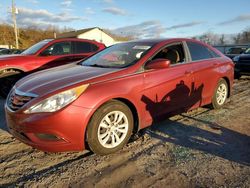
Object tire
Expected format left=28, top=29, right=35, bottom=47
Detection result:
left=86, top=100, right=134, bottom=155
left=210, top=79, right=228, bottom=109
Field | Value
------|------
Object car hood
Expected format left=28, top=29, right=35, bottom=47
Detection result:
left=15, top=63, right=120, bottom=96
left=0, top=54, right=28, bottom=61
left=239, top=54, right=250, bottom=60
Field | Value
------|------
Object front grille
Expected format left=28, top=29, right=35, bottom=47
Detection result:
left=7, top=90, right=35, bottom=111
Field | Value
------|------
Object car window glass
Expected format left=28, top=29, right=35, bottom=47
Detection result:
left=22, top=39, right=52, bottom=55
left=209, top=49, right=221, bottom=58
left=82, top=42, right=154, bottom=68
left=214, top=46, right=224, bottom=53
left=43, top=42, right=71, bottom=56
left=152, top=43, right=186, bottom=65
left=226, top=47, right=245, bottom=54
left=244, top=48, right=250, bottom=54
left=187, top=42, right=214, bottom=61
left=73, top=42, right=98, bottom=54
left=0, top=49, right=10, bottom=54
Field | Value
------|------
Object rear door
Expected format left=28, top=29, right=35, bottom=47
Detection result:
left=72, top=41, right=100, bottom=61
left=185, top=41, right=221, bottom=107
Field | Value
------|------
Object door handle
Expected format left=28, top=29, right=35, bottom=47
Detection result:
left=213, top=62, right=219, bottom=66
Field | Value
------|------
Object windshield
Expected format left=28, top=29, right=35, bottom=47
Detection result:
left=82, top=42, right=153, bottom=68
left=22, top=39, right=52, bottom=55
left=244, top=48, right=250, bottom=54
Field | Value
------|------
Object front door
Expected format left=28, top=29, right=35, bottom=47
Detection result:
left=141, top=42, right=195, bottom=125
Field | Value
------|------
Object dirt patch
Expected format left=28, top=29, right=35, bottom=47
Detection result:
left=0, top=77, right=250, bottom=187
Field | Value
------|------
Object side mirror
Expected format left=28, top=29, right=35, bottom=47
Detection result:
left=40, top=50, right=52, bottom=56
left=145, top=59, right=171, bottom=70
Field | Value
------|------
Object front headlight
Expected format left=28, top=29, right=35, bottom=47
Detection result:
left=24, top=84, right=89, bottom=114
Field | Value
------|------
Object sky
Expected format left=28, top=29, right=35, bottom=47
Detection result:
left=0, top=0, right=250, bottom=38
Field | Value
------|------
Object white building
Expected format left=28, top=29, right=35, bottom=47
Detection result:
left=57, top=27, right=123, bottom=46
left=0, top=45, right=9, bottom=49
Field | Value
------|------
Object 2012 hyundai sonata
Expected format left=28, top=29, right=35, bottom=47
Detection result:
left=5, top=38, right=234, bottom=155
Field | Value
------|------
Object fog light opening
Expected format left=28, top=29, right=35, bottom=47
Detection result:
left=35, top=133, right=62, bottom=141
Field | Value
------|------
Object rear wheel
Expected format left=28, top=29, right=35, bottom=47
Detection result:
left=86, top=100, right=133, bottom=155
left=210, top=79, right=228, bottom=109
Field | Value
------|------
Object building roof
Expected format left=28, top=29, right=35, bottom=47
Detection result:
left=57, top=27, right=97, bottom=38
left=57, top=27, right=132, bottom=41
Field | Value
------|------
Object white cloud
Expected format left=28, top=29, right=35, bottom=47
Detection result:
left=61, top=0, right=72, bottom=7
left=16, top=7, right=86, bottom=28
left=167, top=21, right=204, bottom=30
left=102, top=7, right=127, bottom=16
left=219, top=14, right=250, bottom=25
left=24, top=0, right=39, bottom=4
left=17, top=18, right=54, bottom=28
left=85, top=7, right=95, bottom=15
left=111, top=20, right=166, bottom=38
left=103, top=0, right=113, bottom=3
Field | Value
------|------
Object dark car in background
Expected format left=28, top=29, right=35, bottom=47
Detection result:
left=233, top=48, right=250, bottom=79
left=0, top=48, right=24, bottom=55
left=213, top=45, right=249, bottom=59
left=225, top=47, right=247, bottom=59
left=0, top=38, right=106, bottom=97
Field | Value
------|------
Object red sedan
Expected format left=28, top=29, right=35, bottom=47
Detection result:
left=0, top=38, right=105, bottom=97
left=5, top=38, right=234, bottom=155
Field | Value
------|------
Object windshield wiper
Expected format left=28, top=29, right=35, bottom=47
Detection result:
left=84, top=64, right=112, bottom=68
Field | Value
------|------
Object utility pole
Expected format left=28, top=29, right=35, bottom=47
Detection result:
left=12, top=0, right=19, bottom=49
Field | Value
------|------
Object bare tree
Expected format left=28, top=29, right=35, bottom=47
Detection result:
left=233, top=33, right=241, bottom=44
left=197, top=32, right=220, bottom=45
left=219, top=34, right=225, bottom=45
left=241, top=30, right=250, bottom=44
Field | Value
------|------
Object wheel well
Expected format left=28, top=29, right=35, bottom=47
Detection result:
left=114, top=98, right=140, bottom=134
left=222, top=77, right=231, bottom=98
left=84, top=98, right=140, bottom=150
left=0, top=68, right=24, bottom=78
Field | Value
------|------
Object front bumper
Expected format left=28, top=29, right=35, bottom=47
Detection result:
left=5, top=104, right=93, bottom=152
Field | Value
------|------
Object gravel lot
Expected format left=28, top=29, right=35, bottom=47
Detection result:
left=0, top=77, right=250, bottom=187
left=0, top=99, right=6, bottom=131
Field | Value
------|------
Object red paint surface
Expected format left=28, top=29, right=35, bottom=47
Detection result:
left=5, top=38, right=234, bottom=152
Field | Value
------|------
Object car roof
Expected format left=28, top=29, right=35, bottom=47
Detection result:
left=122, top=38, right=199, bottom=45
left=43, top=38, right=103, bottom=44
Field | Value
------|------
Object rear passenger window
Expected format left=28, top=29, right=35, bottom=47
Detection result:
left=73, top=42, right=98, bottom=54
left=209, top=50, right=221, bottom=58
left=187, top=42, right=215, bottom=61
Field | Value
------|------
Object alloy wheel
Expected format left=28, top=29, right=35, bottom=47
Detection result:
left=97, top=110, right=129, bottom=148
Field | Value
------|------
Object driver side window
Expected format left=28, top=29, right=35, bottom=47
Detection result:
left=42, top=42, right=71, bottom=56
left=152, top=43, right=186, bottom=65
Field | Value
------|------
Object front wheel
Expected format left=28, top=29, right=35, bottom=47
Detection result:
left=86, top=100, right=133, bottom=155
left=210, top=79, right=228, bottom=109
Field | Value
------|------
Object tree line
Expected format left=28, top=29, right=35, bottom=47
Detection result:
left=192, top=28, right=250, bottom=45
left=0, top=24, right=73, bottom=49
left=0, top=23, right=249, bottom=49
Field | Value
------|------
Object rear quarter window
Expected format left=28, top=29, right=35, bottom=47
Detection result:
left=187, top=42, right=219, bottom=61
left=73, top=41, right=99, bottom=54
